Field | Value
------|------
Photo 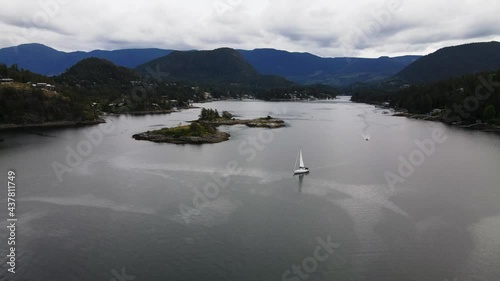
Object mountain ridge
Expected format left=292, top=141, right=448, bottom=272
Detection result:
left=239, top=48, right=420, bottom=86
left=0, top=43, right=419, bottom=86
left=0, top=43, right=172, bottom=76
left=6, top=42, right=500, bottom=87
left=135, top=48, right=293, bottom=88
left=397, top=41, right=500, bottom=83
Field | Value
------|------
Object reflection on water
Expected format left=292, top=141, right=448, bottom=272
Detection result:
left=297, top=173, right=305, bottom=193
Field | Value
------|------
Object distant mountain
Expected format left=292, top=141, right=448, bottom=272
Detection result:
left=135, top=48, right=293, bottom=88
left=397, top=41, right=500, bottom=83
left=57, top=57, right=141, bottom=86
left=0, top=44, right=82, bottom=76
left=0, top=43, right=172, bottom=76
left=239, top=48, right=420, bottom=86
left=0, top=43, right=418, bottom=86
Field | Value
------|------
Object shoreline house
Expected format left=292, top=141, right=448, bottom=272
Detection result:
left=32, top=82, right=56, bottom=90
left=0, top=77, right=14, bottom=84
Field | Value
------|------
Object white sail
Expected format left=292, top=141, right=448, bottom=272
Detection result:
left=294, top=148, right=309, bottom=175
left=299, top=149, right=305, bottom=168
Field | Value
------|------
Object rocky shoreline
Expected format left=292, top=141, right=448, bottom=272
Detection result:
left=0, top=107, right=197, bottom=131
left=393, top=112, right=500, bottom=133
left=133, top=130, right=230, bottom=144
left=197, top=117, right=286, bottom=129
left=133, top=116, right=286, bottom=144
left=0, top=118, right=106, bottom=131
left=112, top=109, right=175, bottom=116
left=353, top=100, right=500, bottom=134
left=105, top=106, right=198, bottom=116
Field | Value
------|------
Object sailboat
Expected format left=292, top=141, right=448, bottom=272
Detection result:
left=293, top=148, right=310, bottom=175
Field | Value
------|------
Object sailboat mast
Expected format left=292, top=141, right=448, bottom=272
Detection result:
left=299, top=148, right=305, bottom=168
left=294, top=150, right=299, bottom=170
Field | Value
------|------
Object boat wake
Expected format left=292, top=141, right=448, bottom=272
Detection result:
left=21, top=194, right=155, bottom=215
left=108, top=156, right=409, bottom=218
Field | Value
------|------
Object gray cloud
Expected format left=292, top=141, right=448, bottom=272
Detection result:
left=0, top=0, right=499, bottom=58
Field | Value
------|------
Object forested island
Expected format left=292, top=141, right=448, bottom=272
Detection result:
left=196, top=108, right=285, bottom=128
left=132, top=108, right=285, bottom=144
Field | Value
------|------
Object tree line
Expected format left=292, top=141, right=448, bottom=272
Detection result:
left=351, top=70, right=500, bottom=124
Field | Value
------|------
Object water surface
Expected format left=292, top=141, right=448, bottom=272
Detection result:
left=1, top=98, right=499, bottom=281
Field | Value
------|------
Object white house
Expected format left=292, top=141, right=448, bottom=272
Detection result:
left=0, top=78, right=13, bottom=84
left=32, top=82, right=55, bottom=90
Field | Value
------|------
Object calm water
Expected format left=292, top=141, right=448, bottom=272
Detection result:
left=1, top=98, right=499, bottom=281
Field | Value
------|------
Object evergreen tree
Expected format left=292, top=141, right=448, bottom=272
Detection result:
left=482, top=105, right=496, bottom=122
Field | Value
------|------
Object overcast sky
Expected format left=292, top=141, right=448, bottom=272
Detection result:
left=1, top=0, right=500, bottom=58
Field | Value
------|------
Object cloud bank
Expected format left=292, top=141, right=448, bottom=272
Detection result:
left=1, top=0, right=500, bottom=57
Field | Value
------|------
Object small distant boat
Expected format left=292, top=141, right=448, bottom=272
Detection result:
left=293, top=148, right=310, bottom=175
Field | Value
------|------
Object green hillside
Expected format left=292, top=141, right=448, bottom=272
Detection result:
left=0, top=63, right=99, bottom=125
left=57, top=57, right=142, bottom=87
left=56, top=57, right=196, bottom=113
left=397, top=42, right=500, bottom=83
left=135, top=48, right=292, bottom=88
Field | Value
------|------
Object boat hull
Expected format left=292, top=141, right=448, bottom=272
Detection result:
left=294, top=169, right=310, bottom=175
